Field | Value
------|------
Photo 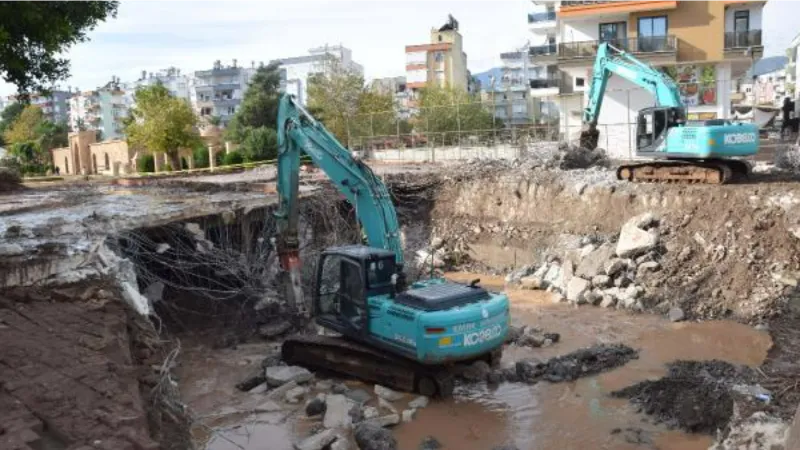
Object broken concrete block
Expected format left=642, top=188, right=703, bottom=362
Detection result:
left=345, top=388, right=372, bottom=405
left=668, top=307, right=685, bottom=322
left=402, top=409, right=417, bottom=423
left=259, top=321, right=293, bottom=339
left=585, top=290, right=603, bottom=306
left=155, top=243, right=171, bottom=254
left=330, top=436, right=351, bottom=450
left=294, top=428, right=337, bottom=450
left=323, top=394, right=353, bottom=429
left=636, top=261, right=661, bottom=278
left=355, top=422, right=398, bottom=449
left=543, top=263, right=563, bottom=289
left=374, top=384, right=404, bottom=401
left=408, top=396, right=429, bottom=409
left=267, top=380, right=299, bottom=400
left=633, top=212, right=659, bottom=229
left=600, top=295, right=616, bottom=308
left=266, top=366, right=313, bottom=387
left=591, top=275, right=611, bottom=288
left=363, top=413, right=400, bottom=428
left=616, top=218, right=659, bottom=258
left=566, top=277, right=591, bottom=303
left=519, top=275, right=542, bottom=290
left=576, top=244, right=615, bottom=279
left=363, top=406, right=379, bottom=420
left=285, top=386, right=309, bottom=404
left=378, top=397, right=398, bottom=414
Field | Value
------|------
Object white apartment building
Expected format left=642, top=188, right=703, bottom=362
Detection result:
left=131, top=67, right=191, bottom=101
left=191, top=60, right=256, bottom=126
left=4, top=90, right=72, bottom=124
left=787, top=32, right=800, bottom=114
left=273, top=45, right=364, bottom=106
left=554, top=0, right=763, bottom=159
left=69, top=77, right=130, bottom=140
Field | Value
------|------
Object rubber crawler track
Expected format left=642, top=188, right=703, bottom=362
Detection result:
left=616, top=159, right=751, bottom=185
left=282, top=334, right=455, bottom=397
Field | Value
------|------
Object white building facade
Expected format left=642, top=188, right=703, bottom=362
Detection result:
left=191, top=61, right=256, bottom=126
left=273, top=45, right=364, bottom=106
left=69, top=78, right=130, bottom=140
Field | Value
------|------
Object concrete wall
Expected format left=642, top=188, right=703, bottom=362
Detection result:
left=51, top=147, right=71, bottom=175
left=89, top=140, right=135, bottom=175
left=366, top=144, right=521, bottom=162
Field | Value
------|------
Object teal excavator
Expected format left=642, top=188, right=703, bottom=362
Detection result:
left=273, top=94, right=509, bottom=396
left=581, top=43, right=758, bottom=184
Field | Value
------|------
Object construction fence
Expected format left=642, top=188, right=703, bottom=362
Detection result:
left=319, top=79, right=771, bottom=161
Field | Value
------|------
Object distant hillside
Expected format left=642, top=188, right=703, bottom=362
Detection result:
left=472, top=67, right=503, bottom=90
left=745, top=55, right=788, bottom=78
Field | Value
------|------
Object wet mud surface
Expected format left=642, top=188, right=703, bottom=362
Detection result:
left=175, top=273, right=773, bottom=450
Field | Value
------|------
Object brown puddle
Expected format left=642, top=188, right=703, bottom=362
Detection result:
left=178, top=272, right=772, bottom=450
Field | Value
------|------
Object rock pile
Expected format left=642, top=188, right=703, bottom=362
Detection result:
left=507, top=213, right=665, bottom=312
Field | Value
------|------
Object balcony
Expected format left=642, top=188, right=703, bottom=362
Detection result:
left=528, top=11, right=556, bottom=28
left=724, top=30, right=762, bottom=49
left=560, top=1, right=677, bottom=18
left=530, top=77, right=560, bottom=89
left=529, top=44, right=557, bottom=57
left=559, top=36, right=677, bottom=62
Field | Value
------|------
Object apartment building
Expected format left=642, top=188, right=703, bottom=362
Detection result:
left=131, top=67, right=191, bottom=101
left=4, top=90, right=72, bottom=124
left=787, top=32, right=800, bottom=114
left=68, top=78, right=130, bottom=140
left=273, top=45, right=364, bottom=106
left=405, top=15, right=469, bottom=94
left=553, top=0, right=764, bottom=158
left=369, top=76, right=412, bottom=117
left=191, top=60, right=256, bottom=126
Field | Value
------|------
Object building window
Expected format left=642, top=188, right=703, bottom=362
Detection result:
left=734, top=10, right=750, bottom=33
left=576, top=77, right=585, bottom=87
left=638, top=16, right=668, bottom=52
left=599, top=22, right=627, bottom=46
left=438, top=35, right=442, bottom=42
left=434, top=52, right=444, bottom=63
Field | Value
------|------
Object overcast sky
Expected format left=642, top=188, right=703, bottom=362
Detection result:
left=1, top=0, right=798, bottom=97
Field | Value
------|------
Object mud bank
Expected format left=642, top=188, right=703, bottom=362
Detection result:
left=423, top=169, right=800, bottom=323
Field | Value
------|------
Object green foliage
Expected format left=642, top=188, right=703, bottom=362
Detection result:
left=0, top=102, right=25, bottom=146
left=8, top=141, right=49, bottom=175
left=3, top=105, right=44, bottom=144
left=137, top=153, right=155, bottom=173
left=416, top=85, right=494, bottom=144
left=239, top=127, right=277, bottom=162
left=0, top=2, right=119, bottom=96
left=307, top=61, right=364, bottom=143
left=222, top=150, right=244, bottom=166
left=192, top=144, right=224, bottom=169
left=125, top=84, right=201, bottom=170
left=35, top=120, right=69, bottom=151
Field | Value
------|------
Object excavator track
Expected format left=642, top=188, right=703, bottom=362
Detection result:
left=616, top=159, right=750, bottom=185
left=282, top=334, right=456, bottom=397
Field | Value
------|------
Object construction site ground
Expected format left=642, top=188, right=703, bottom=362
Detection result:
left=3, top=148, right=800, bottom=450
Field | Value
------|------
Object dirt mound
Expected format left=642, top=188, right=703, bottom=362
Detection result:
left=558, top=144, right=611, bottom=170
left=612, top=360, right=756, bottom=434
left=0, top=167, right=22, bottom=192
left=514, top=344, right=638, bottom=383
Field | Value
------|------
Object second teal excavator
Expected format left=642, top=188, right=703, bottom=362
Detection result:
left=273, top=94, right=509, bottom=397
left=581, top=42, right=758, bottom=184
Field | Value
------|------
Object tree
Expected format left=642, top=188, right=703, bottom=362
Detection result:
left=125, top=84, right=200, bottom=170
left=0, top=2, right=119, bottom=97
left=0, top=102, right=25, bottom=147
left=307, top=60, right=364, bottom=144
left=416, top=85, right=494, bottom=145
left=3, top=105, right=44, bottom=144
left=225, top=63, right=282, bottom=161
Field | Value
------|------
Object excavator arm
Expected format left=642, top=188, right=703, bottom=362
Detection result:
left=275, top=94, right=403, bottom=312
left=581, top=42, right=683, bottom=148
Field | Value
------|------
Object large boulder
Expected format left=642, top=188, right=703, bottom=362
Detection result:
left=323, top=394, right=353, bottom=429
left=576, top=244, right=615, bottom=279
left=616, top=215, right=659, bottom=258
left=566, top=277, right=591, bottom=303
left=374, top=385, right=404, bottom=401
left=266, top=365, right=313, bottom=387
left=354, top=423, right=397, bottom=450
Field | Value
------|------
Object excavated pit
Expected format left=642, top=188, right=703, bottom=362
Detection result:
left=4, top=164, right=800, bottom=449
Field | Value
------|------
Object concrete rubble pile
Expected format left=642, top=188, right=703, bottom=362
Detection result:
left=507, top=212, right=666, bottom=313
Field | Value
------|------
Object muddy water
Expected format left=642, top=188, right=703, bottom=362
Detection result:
left=177, top=273, right=772, bottom=450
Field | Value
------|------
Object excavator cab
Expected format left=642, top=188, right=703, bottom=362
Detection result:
left=314, top=245, right=398, bottom=336
left=636, top=106, right=684, bottom=153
